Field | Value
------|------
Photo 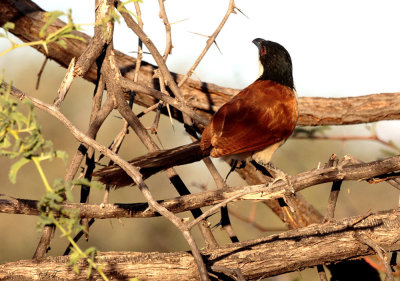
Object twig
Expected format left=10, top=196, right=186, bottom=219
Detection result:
left=133, top=1, right=143, bottom=84
left=317, top=265, right=328, bottom=281
left=202, top=157, right=239, bottom=242
left=150, top=101, right=164, bottom=133
left=3, top=77, right=211, bottom=280
left=294, top=134, right=399, bottom=153
left=211, top=265, right=245, bottom=281
left=33, top=0, right=115, bottom=257
left=3, top=151, right=398, bottom=223
left=4, top=3, right=400, bottom=127
left=35, top=56, right=48, bottom=90
left=120, top=77, right=208, bottom=126
left=117, top=2, right=185, bottom=102
left=355, top=232, right=394, bottom=281
left=54, top=57, right=75, bottom=107
left=136, top=102, right=161, bottom=119
left=32, top=225, right=53, bottom=260
left=152, top=2, right=177, bottom=131
left=324, top=154, right=342, bottom=221
left=114, top=5, right=218, bottom=250
left=152, top=70, right=174, bottom=134
left=158, top=0, right=173, bottom=60
left=102, top=44, right=210, bottom=280
left=101, top=3, right=144, bottom=204
left=64, top=218, right=95, bottom=255
left=3, top=148, right=400, bottom=220
left=178, top=0, right=237, bottom=87
left=227, top=208, right=286, bottom=232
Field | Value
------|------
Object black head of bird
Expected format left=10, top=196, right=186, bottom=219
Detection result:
left=252, top=38, right=294, bottom=90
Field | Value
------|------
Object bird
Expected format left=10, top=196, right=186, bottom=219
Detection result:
left=94, top=38, right=298, bottom=188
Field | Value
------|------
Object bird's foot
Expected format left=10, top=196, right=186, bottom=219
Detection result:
left=225, top=160, right=247, bottom=182
left=100, top=187, right=110, bottom=208
left=258, top=162, right=295, bottom=194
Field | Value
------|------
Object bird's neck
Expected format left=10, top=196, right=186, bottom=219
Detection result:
left=257, top=58, right=294, bottom=90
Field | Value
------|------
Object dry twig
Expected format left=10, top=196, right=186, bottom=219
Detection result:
left=178, top=0, right=237, bottom=87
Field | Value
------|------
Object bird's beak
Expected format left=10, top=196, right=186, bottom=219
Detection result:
left=252, top=38, right=264, bottom=49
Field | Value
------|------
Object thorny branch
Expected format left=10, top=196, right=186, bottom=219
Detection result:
left=355, top=233, right=395, bottom=281
left=157, top=0, right=173, bottom=61
left=1, top=74, right=210, bottom=280
left=1, top=121, right=399, bottom=220
left=178, top=0, right=237, bottom=87
left=1, top=1, right=399, bottom=280
left=2, top=209, right=400, bottom=280
left=103, top=4, right=210, bottom=278
left=33, top=0, right=115, bottom=259
left=115, top=3, right=219, bottom=252
left=2, top=0, right=400, bottom=127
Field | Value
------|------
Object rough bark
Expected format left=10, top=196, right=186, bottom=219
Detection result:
left=0, top=209, right=399, bottom=280
left=0, top=2, right=396, bottom=280
left=1, top=154, right=400, bottom=220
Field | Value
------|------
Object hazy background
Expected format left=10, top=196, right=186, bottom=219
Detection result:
left=1, top=1, right=400, bottom=280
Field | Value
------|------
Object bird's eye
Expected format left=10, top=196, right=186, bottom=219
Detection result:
left=261, top=46, right=267, bottom=55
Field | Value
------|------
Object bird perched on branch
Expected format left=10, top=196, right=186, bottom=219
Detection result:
left=94, top=38, right=298, bottom=187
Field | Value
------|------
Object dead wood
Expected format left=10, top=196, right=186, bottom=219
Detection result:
left=0, top=209, right=399, bottom=280
left=1, top=153, right=400, bottom=220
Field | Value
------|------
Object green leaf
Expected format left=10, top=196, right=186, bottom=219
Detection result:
left=40, top=11, right=64, bottom=38
left=68, top=248, right=81, bottom=274
left=55, top=149, right=68, bottom=163
left=72, top=178, right=91, bottom=186
left=9, top=157, right=30, bottom=183
left=47, top=192, right=64, bottom=203
left=64, top=186, right=74, bottom=202
left=38, top=214, right=54, bottom=227
left=55, top=39, right=67, bottom=49
left=72, top=178, right=105, bottom=190
left=84, top=247, right=97, bottom=256
left=61, top=33, right=86, bottom=42
left=90, top=181, right=105, bottom=190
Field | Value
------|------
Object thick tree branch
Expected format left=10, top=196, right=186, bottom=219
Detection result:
left=2, top=60, right=211, bottom=280
left=1, top=0, right=399, bottom=127
left=1, top=209, right=400, bottom=280
left=2, top=152, right=400, bottom=220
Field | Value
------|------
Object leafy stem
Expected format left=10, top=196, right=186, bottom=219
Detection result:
left=51, top=214, right=109, bottom=281
left=32, top=156, right=53, bottom=193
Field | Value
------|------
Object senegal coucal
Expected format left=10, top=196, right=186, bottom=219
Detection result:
left=94, top=38, right=298, bottom=187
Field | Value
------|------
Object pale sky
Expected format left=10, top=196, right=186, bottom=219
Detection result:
left=33, top=0, right=400, bottom=98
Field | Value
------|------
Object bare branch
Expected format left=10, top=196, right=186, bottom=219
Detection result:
left=178, top=0, right=236, bottom=87
left=35, top=56, right=48, bottom=90
left=3, top=71, right=213, bottom=278
left=1, top=209, right=400, bottom=280
left=53, top=57, right=76, bottom=107
left=2, top=149, right=400, bottom=221
left=324, top=154, right=342, bottom=221
left=158, top=0, right=173, bottom=60
left=355, top=232, right=395, bottom=281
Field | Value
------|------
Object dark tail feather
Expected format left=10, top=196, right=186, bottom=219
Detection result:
left=93, top=141, right=209, bottom=188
